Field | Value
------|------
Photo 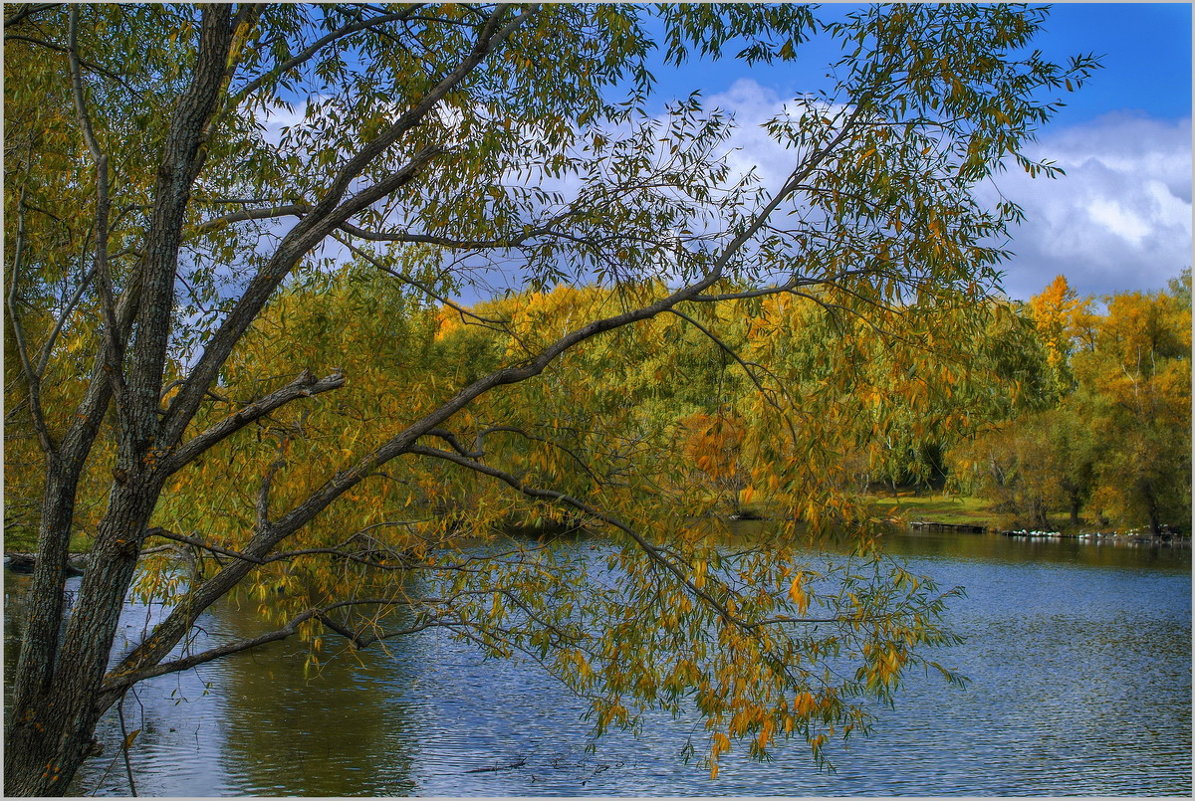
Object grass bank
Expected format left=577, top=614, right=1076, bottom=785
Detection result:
left=865, top=492, right=995, bottom=528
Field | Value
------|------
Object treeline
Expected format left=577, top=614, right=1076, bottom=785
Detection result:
left=423, top=269, right=1192, bottom=536
left=950, top=272, right=1191, bottom=535
left=5, top=266, right=1189, bottom=555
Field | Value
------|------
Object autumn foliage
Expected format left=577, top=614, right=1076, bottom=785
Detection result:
left=951, top=272, right=1191, bottom=534
left=3, top=4, right=1111, bottom=795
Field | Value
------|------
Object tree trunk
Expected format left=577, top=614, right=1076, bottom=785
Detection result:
left=6, top=10, right=239, bottom=794
left=6, top=479, right=161, bottom=795
left=1143, top=482, right=1162, bottom=536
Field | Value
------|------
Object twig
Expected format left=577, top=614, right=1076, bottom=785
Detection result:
left=116, top=694, right=138, bottom=797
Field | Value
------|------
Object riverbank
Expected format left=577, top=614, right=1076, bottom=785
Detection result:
left=868, top=492, right=1191, bottom=546
left=6, top=493, right=1188, bottom=577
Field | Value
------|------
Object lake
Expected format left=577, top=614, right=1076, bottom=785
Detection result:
left=4, top=529, right=1190, bottom=796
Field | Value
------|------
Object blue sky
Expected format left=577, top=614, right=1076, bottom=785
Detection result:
left=643, top=4, right=1193, bottom=300
left=274, top=5, right=1190, bottom=301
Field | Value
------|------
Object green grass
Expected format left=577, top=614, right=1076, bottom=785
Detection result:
left=865, top=492, right=995, bottom=527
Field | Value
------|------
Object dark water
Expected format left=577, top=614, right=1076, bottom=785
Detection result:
left=4, top=531, right=1190, bottom=796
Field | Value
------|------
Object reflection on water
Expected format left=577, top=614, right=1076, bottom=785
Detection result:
left=4, top=531, right=1190, bottom=796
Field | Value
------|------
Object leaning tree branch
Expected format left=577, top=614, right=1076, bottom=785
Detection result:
left=409, top=447, right=881, bottom=646
left=99, top=91, right=823, bottom=704
left=101, top=608, right=323, bottom=692
left=423, top=428, right=484, bottom=459
left=102, top=597, right=445, bottom=694
left=261, top=132, right=823, bottom=555
left=690, top=274, right=809, bottom=302
left=160, top=368, right=344, bottom=475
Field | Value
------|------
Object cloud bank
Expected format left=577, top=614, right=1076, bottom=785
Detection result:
left=985, top=114, right=1191, bottom=299
left=706, top=80, right=1192, bottom=301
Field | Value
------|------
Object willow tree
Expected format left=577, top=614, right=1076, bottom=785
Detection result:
left=3, top=3, right=1094, bottom=794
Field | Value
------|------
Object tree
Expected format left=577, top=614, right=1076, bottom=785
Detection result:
left=3, top=4, right=1095, bottom=794
left=952, top=277, right=1191, bottom=533
left=1074, top=285, right=1191, bottom=534
left=1028, top=273, right=1085, bottom=383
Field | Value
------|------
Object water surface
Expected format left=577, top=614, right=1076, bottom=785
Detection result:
left=4, top=530, right=1190, bottom=795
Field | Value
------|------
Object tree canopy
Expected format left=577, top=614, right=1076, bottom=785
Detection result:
left=3, top=4, right=1098, bottom=795
left=952, top=272, right=1191, bottom=533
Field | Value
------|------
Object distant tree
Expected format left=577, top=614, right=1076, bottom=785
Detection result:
left=1029, top=274, right=1085, bottom=382
left=1075, top=286, right=1191, bottom=534
left=4, top=4, right=1094, bottom=794
left=954, top=276, right=1191, bottom=534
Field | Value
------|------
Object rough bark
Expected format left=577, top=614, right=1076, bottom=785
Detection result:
left=3, top=7, right=236, bottom=795
left=2, top=8, right=536, bottom=795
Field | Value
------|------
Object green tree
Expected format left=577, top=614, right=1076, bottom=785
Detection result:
left=3, top=4, right=1094, bottom=794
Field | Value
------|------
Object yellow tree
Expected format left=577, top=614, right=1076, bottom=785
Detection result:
left=4, top=4, right=1096, bottom=794
left=1029, top=274, right=1085, bottom=377
left=1076, top=285, right=1191, bottom=534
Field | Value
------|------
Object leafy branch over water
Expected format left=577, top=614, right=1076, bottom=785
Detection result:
left=3, top=3, right=1103, bottom=794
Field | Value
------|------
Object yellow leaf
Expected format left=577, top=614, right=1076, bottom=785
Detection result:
left=122, top=729, right=141, bottom=750
left=788, top=572, right=809, bottom=614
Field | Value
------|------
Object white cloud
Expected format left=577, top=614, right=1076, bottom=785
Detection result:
left=979, top=113, right=1192, bottom=299
left=706, top=79, right=794, bottom=191
left=703, top=81, right=1192, bottom=300
left=1085, top=197, right=1151, bottom=247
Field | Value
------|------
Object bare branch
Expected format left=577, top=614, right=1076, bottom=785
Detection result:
left=36, top=264, right=97, bottom=377
left=690, top=275, right=808, bottom=303
left=143, top=527, right=265, bottom=564
left=69, top=6, right=126, bottom=408
left=103, top=597, right=439, bottom=692
left=192, top=203, right=311, bottom=233
left=423, top=428, right=483, bottom=459
left=3, top=3, right=59, bottom=28
left=102, top=609, right=322, bottom=692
